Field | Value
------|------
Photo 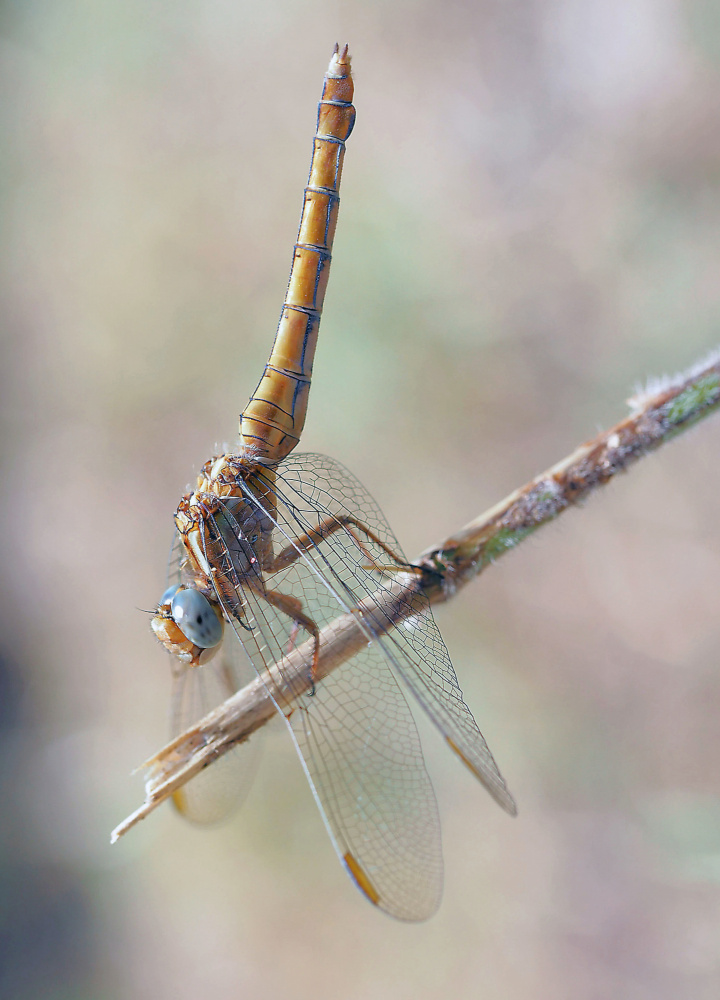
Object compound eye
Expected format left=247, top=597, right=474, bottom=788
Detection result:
left=159, top=583, right=181, bottom=607
left=170, top=589, right=223, bottom=648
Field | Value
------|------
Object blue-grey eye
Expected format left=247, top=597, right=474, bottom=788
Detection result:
left=170, top=589, right=223, bottom=648
left=160, top=583, right=181, bottom=606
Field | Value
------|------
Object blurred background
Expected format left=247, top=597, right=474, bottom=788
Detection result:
left=2, top=0, right=720, bottom=997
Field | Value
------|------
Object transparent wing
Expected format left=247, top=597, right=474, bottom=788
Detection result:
left=202, top=453, right=514, bottom=917
left=169, top=644, right=262, bottom=824
left=272, top=455, right=516, bottom=814
left=212, top=552, right=443, bottom=919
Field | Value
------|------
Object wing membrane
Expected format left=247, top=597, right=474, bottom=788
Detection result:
left=268, top=454, right=515, bottom=814
left=169, top=644, right=262, bottom=824
left=201, top=452, right=514, bottom=915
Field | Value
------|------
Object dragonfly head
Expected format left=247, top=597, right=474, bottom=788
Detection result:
left=151, top=584, right=224, bottom=665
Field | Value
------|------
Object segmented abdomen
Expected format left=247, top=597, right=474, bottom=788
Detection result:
left=239, top=45, right=355, bottom=463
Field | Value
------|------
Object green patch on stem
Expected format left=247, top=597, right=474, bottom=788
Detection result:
left=430, top=550, right=454, bottom=574
left=665, top=374, right=720, bottom=425
left=483, top=525, right=533, bottom=563
left=536, top=489, right=557, bottom=504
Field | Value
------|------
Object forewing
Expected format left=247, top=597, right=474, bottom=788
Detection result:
left=288, top=644, right=443, bottom=921
left=260, top=629, right=442, bottom=920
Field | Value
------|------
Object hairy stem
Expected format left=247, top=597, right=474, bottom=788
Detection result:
left=417, top=351, right=720, bottom=599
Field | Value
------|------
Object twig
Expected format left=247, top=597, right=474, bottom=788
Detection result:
left=111, top=349, right=720, bottom=843
left=417, top=349, right=720, bottom=597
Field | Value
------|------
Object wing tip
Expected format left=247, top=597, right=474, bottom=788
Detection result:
left=499, top=789, right=519, bottom=817
left=343, top=851, right=443, bottom=921
left=446, top=736, right=518, bottom=816
left=343, top=851, right=381, bottom=906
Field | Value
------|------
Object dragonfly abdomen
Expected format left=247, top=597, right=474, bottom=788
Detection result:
left=239, top=45, right=355, bottom=464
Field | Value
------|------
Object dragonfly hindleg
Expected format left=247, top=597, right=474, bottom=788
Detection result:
left=270, top=514, right=417, bottom=578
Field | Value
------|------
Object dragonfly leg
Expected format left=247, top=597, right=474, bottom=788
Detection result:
left=258, top=585, right=321, bottom=684
left=270, top=514, right=419, bottom=578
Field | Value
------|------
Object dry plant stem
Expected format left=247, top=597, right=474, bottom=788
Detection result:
left=418, top=353, right=720, bottom=598
left=111, top=352, right=720, bottom=844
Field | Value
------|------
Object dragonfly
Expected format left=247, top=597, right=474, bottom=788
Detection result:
left=150, top=44, right=516, bottom=922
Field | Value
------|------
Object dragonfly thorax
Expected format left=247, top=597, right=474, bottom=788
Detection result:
left=214, top=496, right=275, bottom=577
left=174, top=450, right=280, bottom=586
left=194, top=452, right=264, bottom=496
